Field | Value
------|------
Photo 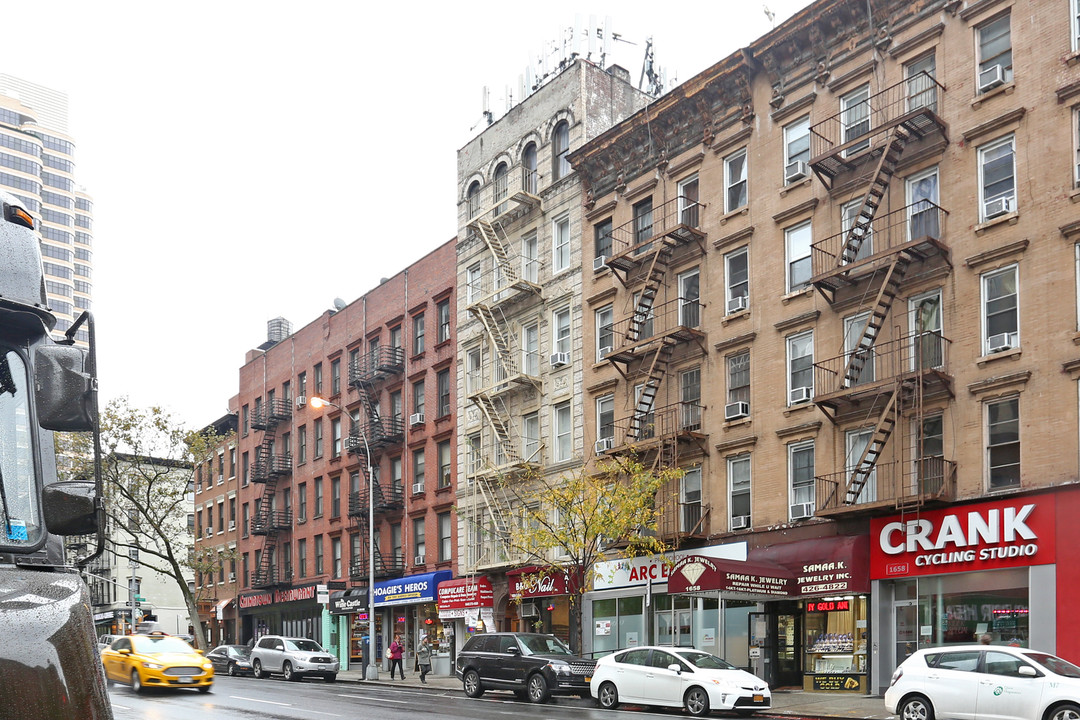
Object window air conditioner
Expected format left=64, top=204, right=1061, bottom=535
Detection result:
left=519, top=602, right=539, bottom=618
left=228, top=572, right=236, bottom=583
left=789, top=386, right=813, bottom=404
left=724, top=402, right=750, bottom=421
left=228, top=520, right=236, bottom=531
left=412, top=482, right=425, bottom=495
left=550, top=352, right=570, bottom=368
left=730, top=515, right=751, bottom=530
left=983, top=196, right=1013, bottom=220
left=978, top=64, right=1004, bottom=93
left=598, top=346, right=613, bottom=360
left=204, top=528, right=213, bottom=538
left=595, top=437, right=615, bottom=454
left=295, top=395, right=307, bottom=409
left=727, top=295, right=748, bottom=314
left=593, top=255, right=608, bottom=272
left=784, top=160, right=810, bottom=184
left=789, top=502, right=815, bottom=520
left=409, top=412, right=425, bottom=426
left=414, top=555, right=425, bottom=565
left=987, top=332, right=1017, bottom=353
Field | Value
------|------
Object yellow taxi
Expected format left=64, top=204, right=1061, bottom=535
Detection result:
left=101, top=632, right=214, bottom=693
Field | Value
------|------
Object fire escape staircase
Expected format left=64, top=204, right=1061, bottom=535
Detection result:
left=626, top=240, right=676, bottom=343
left=838, top=125, right=911, bottom=265
left=471, top=218, right=540, bottom=296
left=468, top=302, right=519, bottom=385
left=840, top=254, right=911, bottom=387
left=840, top=381, right=909, bottom=505
left=626, top=337, right=677, bottom=442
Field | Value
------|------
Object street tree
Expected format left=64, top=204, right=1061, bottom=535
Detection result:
left=494, top=454, right=682, bottom=652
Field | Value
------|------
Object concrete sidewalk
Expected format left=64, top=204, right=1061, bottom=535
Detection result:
left=334, top=668, right=894, bottom=719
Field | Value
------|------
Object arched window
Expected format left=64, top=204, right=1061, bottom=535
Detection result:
left=552, top=121, right=570, bottom=181
left=493, top=162, right=509, bottom=216
left=522, top=143, right=538, bottom=194
left=466, top=181, right=481, bottom=219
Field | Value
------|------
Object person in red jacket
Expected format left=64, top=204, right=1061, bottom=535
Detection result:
left=388, top=634, right=406, bottom=679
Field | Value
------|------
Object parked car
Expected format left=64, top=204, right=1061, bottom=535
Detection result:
left=97, top=634, right=121, bottom=653
left=249, top=635, right=339, bottom=682
left=455, top=631, right=596, bottom=703
left=207, top=644, right=255, bottom=676
left=885, top=645, right=1080, bottom=720
left=590, top=645, right=770, bottom=716
left=101, top=632, right=214, bottom=693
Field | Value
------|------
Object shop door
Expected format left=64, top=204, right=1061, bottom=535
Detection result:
left=654, top=595, right=693, bottom=647
left=895, top=600, right=919, bottom=665
left=774, top=612, right=802, bottom=688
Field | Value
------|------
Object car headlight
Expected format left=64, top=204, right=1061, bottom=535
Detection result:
left=550, top=663, right=572, bottom=675
left=141, top=662, right=163, bottom=669
left=203, top=663, right=213, bottom=670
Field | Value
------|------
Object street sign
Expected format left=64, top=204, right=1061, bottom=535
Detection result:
left=125, top=601, right=141, bottom=607
left=134, top=595, right=146, bottom=602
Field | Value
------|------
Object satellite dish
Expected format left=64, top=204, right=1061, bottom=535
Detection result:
left=333, top=298, right=347, bottom=311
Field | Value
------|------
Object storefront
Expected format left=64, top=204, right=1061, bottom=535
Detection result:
left=869, top=488, right=1080, bottom=694
left=373, top=570, right=452, bottom=673
left=436, top=577, right=494, bottom=673
left=507, top=566, right=582, bottom=646
left=211, top=597, right=235, bottom=645
left=329, top=588, right=379, bottom=669
left=238, top=583, right=325, bottom=646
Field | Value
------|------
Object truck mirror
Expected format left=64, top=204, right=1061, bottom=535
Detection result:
left=33, top=345, right=95, bottom=431
left=43, top=481, right=99, bottom=536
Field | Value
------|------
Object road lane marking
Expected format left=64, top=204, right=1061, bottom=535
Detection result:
left=336, top=694, right=410, bottom=703
left=231, top=695, right=292, bottom=706
left=110, top=704, right=131, bottom=711
left=308, top=712, right=343, bottom=717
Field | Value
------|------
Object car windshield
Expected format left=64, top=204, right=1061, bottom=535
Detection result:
left=680, top=650, right=737, bottom=670
left=131, top=636, right=196, bottom=654
left=518, top=635, right=573, bottom=656
left=285, top=639, right=324, bottom=653
left=1025, top=653, right=1080, bottom=678
left=229, top=646, right=251, bottom=659
left=0, top=348, right=43, bottom=551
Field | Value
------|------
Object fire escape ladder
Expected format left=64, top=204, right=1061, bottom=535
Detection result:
left=627, top=337, right=677, bottom=442
left=840, top=253, right=912, bottom=386
left=627, top=240, right=676, bottom=342
left=471, top=393, right=522, bottom=466
left=474, top=218, right=520, bottom=286
left=469, top=302, right=516, bottom=380
left=839, top=124, right=912, bottom=266
left=476, top=475, right=513, bottom=539
left=843, top=385, right=902, bottom=505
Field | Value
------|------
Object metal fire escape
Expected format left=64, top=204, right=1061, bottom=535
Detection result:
left=250, top=398, right=293, bottom=588
left=345, top=348, right=406, bottom=581
left=808, top=72, right=956, bottom=513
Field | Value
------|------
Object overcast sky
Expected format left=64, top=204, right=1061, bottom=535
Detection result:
left=6, top=0, right=806, bottom=429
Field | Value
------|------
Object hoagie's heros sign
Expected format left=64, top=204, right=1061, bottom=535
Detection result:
left=870, top=497, right=1056, bottom=579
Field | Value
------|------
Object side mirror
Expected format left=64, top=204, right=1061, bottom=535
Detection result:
left=43, top=480, right=99, bottom=536
left=1018, top=665, right=1037, bottom=677
left=33, top=344, right=95, bottom=431
left=507, top=646, right=521, bottom=655
left=118, top=649, right=131, bottom=655
left=667, top=663, right=683, bottom=674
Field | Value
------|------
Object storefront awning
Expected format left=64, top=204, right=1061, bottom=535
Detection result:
left=214, top=597, right=233, bottom=620
left=667, top=554, right=795, bottom=598
left=373, top=570, right=453, bottom=607
left=749, top=534, right=870, bottom=596
left=329, top=588, right=369, bottom=615
left=437, top=577, right=493, bottom=617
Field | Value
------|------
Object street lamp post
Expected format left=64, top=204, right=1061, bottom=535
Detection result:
left=310, top=397, right=379, bottom=681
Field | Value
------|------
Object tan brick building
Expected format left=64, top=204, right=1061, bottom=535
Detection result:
left=571, top=0, right=1080, bottom=693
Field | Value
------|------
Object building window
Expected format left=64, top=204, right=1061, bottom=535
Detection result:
left=977, top=13, right=1012, bottom=90
left=680, top=467, right=702, bottom=532
left=314, top=535, right=324, bottom=575
left=313, top=477, right=324, bottom=517
left=392, top=524, right=403, bottom=565
left=522, top=142, right=538, bottom=194
left=298, top=483, right=307, bottom=521
left=678, top=268, right=700, bottom=328
left=242, top=503, right=249, bottom=536
left=412, top=448, right=425, bottom=493
left=785, top=221, right=812, bottom=292
left=521, top=231, right=539, bottom=283
left=332, top=537, right=342, bottom=578
left=466, top=262, right=482, bottom=306
left=438, top=512, right=452, bottom=562
left=987, top=397, right=1020, bottom=489
left=523, top=412, right=540, bottom=463
left=784, top=116, right=811, bottom=181
left=297, top=371, right=307, bottom=399
left=330, top=358, right=340, bottom=395
left=518, top=322, right=538, bottom=377
left=552, top=120, right=570, bottom=181
left=466, top=346, right=483, bottom=395
left=841, top=199, right=874, bottom=262
left=724, top=148, right=748, bottom=213
left=437, top=299, right=451, bottom=343
left=845, top=427, right=878, bottom=504
left=553, top=401, right=572, bottom=462
left=553, top=307, right=571, bottom=357
left=390, top=389, right=402, bottom=423
left=552, top=214, right=570, bottom=274
left=413, top=517, right=426, bottom=564
left=493, top=162, right=509, bottom=216
left=907, top=166, right=941, bottom=240
left=596, top=305, right=614, bottom=361
left=390, top=325, right=402, bottom=349
left=787, top=331, right=814, bottom=405
left=467, top=433, right=482, bottom=475
left=331, top=476, right=341, bottom=518
left=437, top=369, right=451, bottom=417
left=596, top=395, right=614, bottom=444
left=331, top=417, right=342, bottom=458
left=841, top=84, right=871, bottom=155
left=313, top=363, right=323, bottom=395
left=844, top=311, right=876, bottom=386
left=982, top=265, right=1019, bottom=354
left=633, top=197, right=653, bottom=250
left=678, top=174, right=700, bottom=227
left=313, top=419, right=323, bottom=458
left=725, top=247, right=749, bottom=313
left=466, top=180, right=481, bottom=219
left=242, top=405, right=249, bottom=436
left=680, top=367, right=701, bottom=431
left=413, top=380, right=425, bottom=418
left=1074, top=109, right=1080, bottom=188
left=413, top=314, right=425, bottom=355
left=905, top=53, right=937, bottom=112
left=438, top=440, right=452, bottom=489
left=979, top=135, right=1016, bottom=220
left=729, top=455, right=751, bottom=527
left=594, top=218, right=613, bottom=260
left=391, top=456, right=403, bottom=495
left=297, top=426, right=307, bottom=464
left=297, top=539, right=307, bottom=578
left=788, top=441, right=816, bottom=515
left=727, top=350, right=750, bottom=407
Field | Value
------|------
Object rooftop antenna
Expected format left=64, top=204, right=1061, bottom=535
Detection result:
left=763, top=4, right=776, bottom=27
left=639, top=37, right=664, bottom=96
left=469, top=86, right=494, bottom=132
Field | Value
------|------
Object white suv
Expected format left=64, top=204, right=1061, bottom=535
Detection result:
left=250, top=635, right=339, bottom=682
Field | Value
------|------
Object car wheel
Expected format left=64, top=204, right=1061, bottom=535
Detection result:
left=324, top=674, right=337, bottom=683
left=684, top=686, right=711, bottom=717
left=253, top=659, right=268, bottom=679
left=598, top=681, right=620, bottom=709
left=899, top=695, right=935, bottom=720
left=463, top=669, right=484, bottom=698
left=227, top=662, right=238, bottom=677
left=131, top=670, right=145, bottom=694
left=1050, top=704, right=1080, bottom=720
left=527, top=673, right=551, bottom=704
left=198, top=684, right=212, bottom=694
left=283, top=661, right=296, bottom=681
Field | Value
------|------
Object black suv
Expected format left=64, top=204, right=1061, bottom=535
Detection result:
left=455, top=632, right=596, bottom=703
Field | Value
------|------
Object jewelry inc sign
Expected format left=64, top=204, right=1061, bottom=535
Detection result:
left=870, top=497, right=1056, bottom=579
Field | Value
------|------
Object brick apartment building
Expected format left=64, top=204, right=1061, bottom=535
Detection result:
left=196, top=238, right=457, bottom=671
left=569, top=0, right=1080, bottom=694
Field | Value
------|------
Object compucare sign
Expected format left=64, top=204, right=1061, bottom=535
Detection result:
left=870, top=496, right=1056, bottom=579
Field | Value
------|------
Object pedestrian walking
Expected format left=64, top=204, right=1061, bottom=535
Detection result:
left=416, top=635, right=433, bottom=684
left=389, top=634, right=406, bottom=679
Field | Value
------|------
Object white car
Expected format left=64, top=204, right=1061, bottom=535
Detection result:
left=885, top=645, right=1080, bottom=720
left=590, top=645, right=770, bottom=717
left=249, top=635, right=339, bottom=682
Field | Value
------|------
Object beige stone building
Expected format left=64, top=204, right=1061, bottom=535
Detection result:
left=571, top=0, right=1080, bottom=693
